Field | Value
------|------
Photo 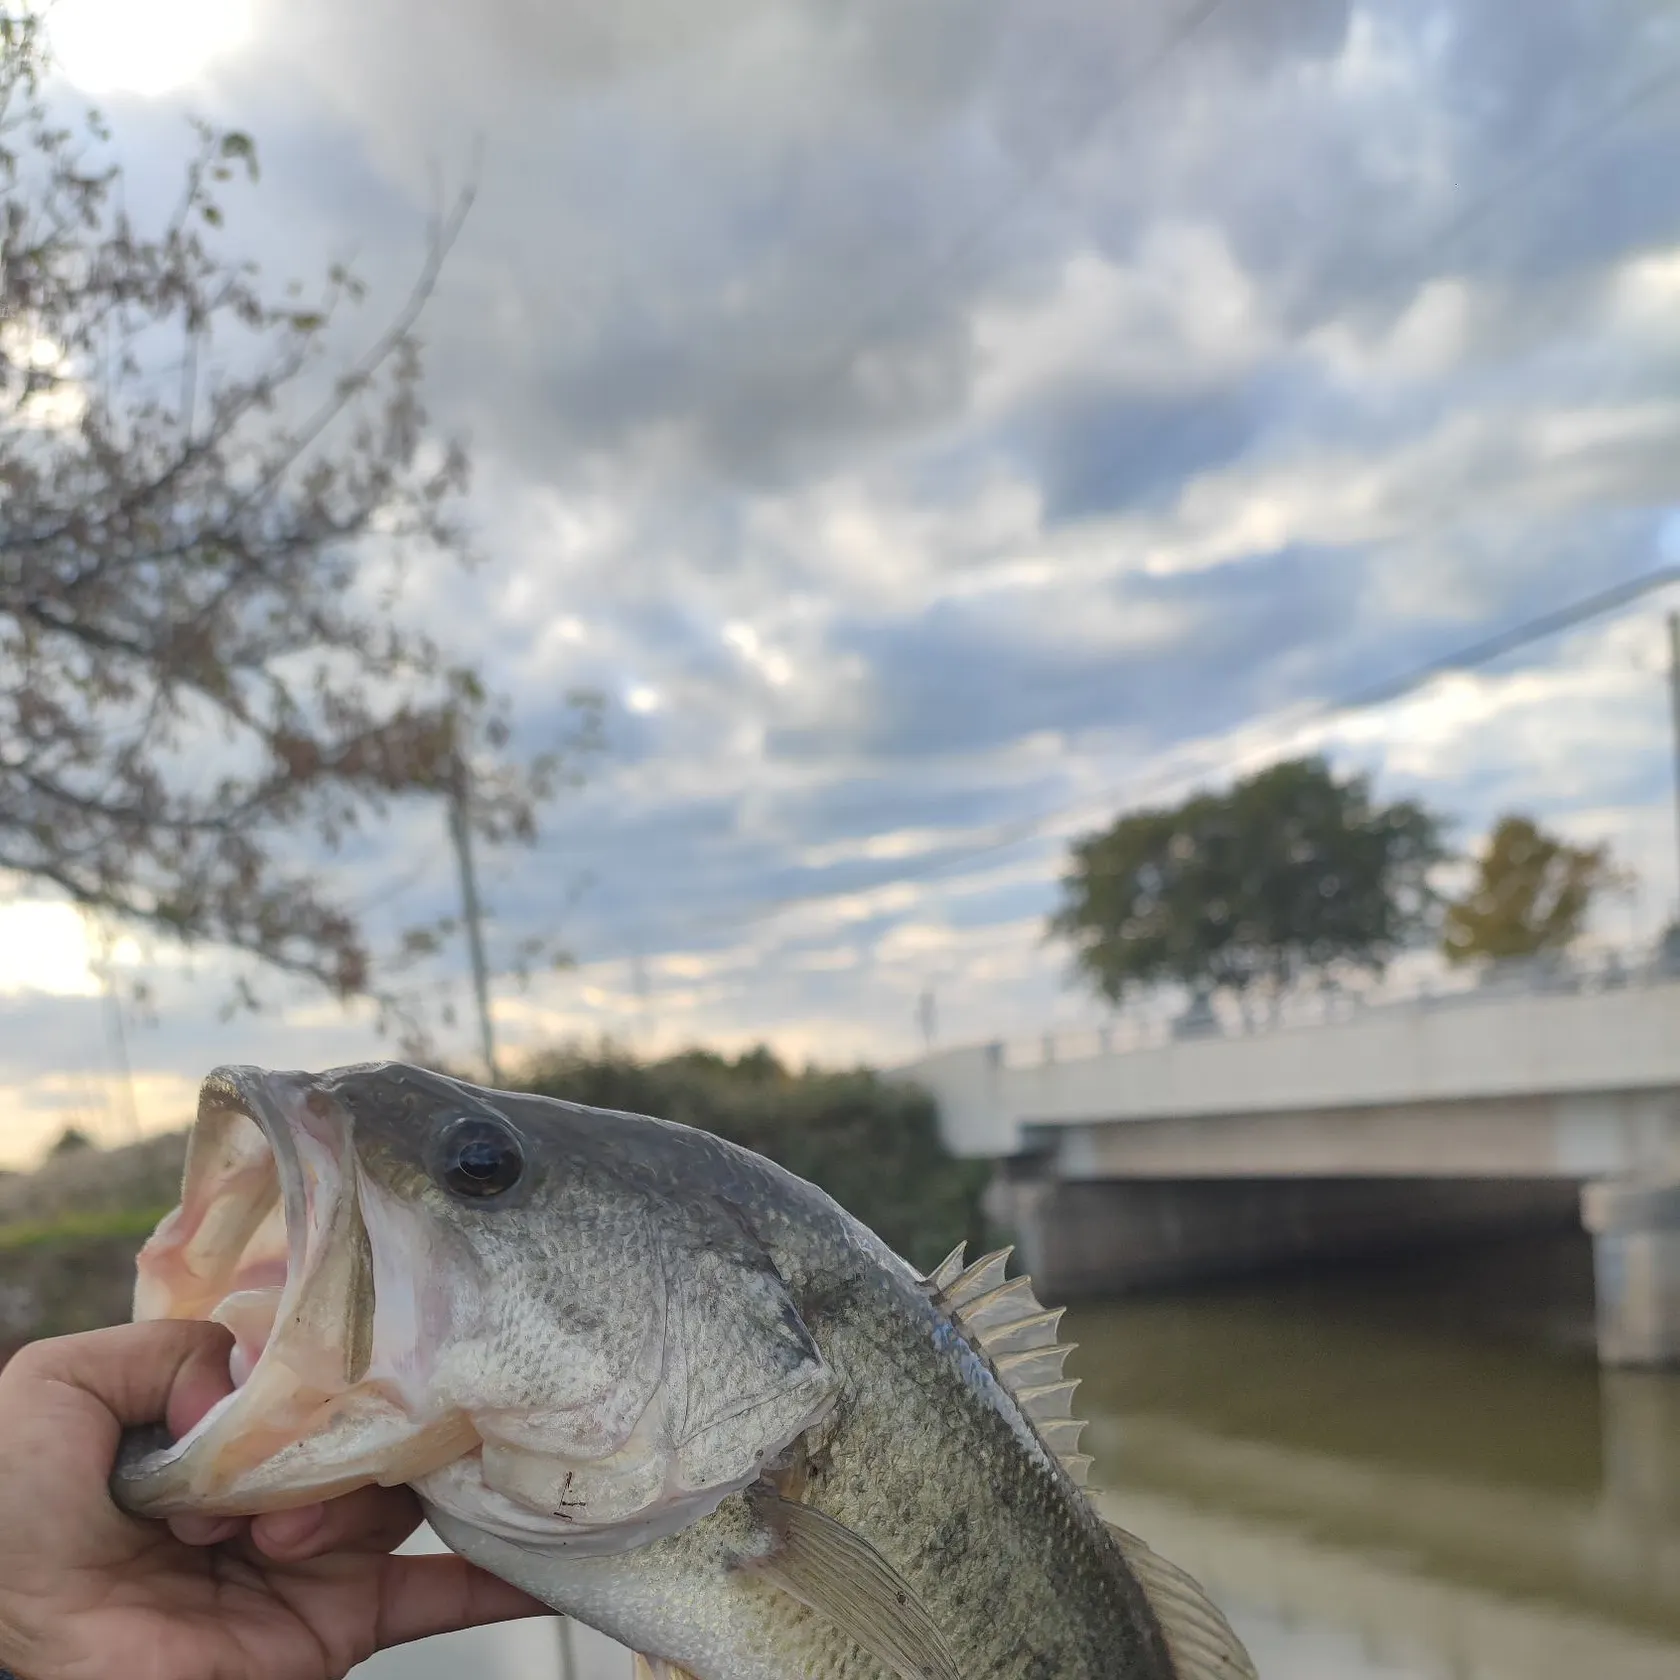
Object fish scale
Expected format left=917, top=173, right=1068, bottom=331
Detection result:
left=427, top=1180, right=1198, bottom=1677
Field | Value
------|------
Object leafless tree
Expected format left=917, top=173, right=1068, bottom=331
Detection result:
left=0, top=9, right=595, bottom=1037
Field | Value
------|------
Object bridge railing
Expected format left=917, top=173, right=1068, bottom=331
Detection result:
left=996, top=939, right=1680, bottom=1071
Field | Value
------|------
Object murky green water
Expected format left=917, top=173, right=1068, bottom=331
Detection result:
left=361, top=1237, right=1680, bottom=1679
left=1072, top=1239, right=1680, bottom=1680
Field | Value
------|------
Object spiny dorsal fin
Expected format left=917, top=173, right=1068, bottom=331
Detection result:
left=945, top=1245, right=1012, bottom=1308
left=992, top=1342, right=1075, bottom=1388
left=922, top=1255, right=1257, bottom=1675
left=1016, top=1378, right=1080, bottom=1419
left=925, top=1242, right=968, bottom=1292
left=923, top=1245, right=1092, bottom=1488
left=1106, top=1521, right=1259, bottom=1680
left=1060, top=1451, right=1096, bottom=1487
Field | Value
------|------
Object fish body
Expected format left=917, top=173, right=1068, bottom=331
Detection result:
left=113, top=1063, right=1253, bottom=1680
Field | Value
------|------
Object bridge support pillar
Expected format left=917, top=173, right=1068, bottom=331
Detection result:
left=1599, top=1371, right=1680, bottom=1527
left=1582, top=1178, right=1680, bottom=1369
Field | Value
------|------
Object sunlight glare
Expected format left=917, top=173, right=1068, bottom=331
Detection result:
left=47, top=0, right=257, bottom=99
left=0, top=901, right=102, bottom=998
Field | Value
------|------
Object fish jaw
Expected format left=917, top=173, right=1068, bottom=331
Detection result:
left=114, top=1065, right=477, bottom=1519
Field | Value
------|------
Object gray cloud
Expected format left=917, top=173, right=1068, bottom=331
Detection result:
left=5, top=0, right=1680, bottom=1153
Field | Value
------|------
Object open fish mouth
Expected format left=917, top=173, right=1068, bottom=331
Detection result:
left=115, top=1066, right=477, bottom=1519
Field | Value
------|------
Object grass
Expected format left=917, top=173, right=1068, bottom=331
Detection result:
left=0, top=1205, right=172, bottom=1253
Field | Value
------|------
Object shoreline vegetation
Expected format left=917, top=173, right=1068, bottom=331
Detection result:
left=0, top=1046, right=979, bottom=1348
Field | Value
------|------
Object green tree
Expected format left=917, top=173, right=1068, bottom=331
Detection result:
left=0, top=11, right=595, bottom=1029
left=1441, top=814, right=1617, bottom=966
left=1050, top=756, right=1444, bottom=1006
left=1661, top=919, right=1680, bottom=973
left=519, top=1043, right=989, bottom=1274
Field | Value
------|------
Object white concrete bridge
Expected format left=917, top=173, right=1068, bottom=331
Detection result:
left=899, top=956, right=1680, bottom=1366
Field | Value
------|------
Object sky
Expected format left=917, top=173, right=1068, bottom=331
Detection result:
left=4, top=0, right=1680, bottom=1163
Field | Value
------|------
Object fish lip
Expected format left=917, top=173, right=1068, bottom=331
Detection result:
left=195, top=1064, right=351, bottom=1329
left=198, top=1064, right=316, bottom=1282
left=114, top=1065, right=358, bottom=1517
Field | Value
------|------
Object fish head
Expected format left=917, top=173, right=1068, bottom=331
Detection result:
left=114, top=1062, right=837, bottom=1552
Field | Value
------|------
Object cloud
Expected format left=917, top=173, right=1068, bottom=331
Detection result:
left=7, top=0, right=1680, bottom=1161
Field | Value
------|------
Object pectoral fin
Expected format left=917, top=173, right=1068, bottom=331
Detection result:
left=740, top=1491, right=962, bottom=1680
left=1106, top=1520, right=1257, bottom=1680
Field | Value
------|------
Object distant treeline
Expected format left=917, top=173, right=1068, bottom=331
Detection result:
left=0, top=1047, right=979, bottom=1345
left=517, top=1044, right=989, bottom=1276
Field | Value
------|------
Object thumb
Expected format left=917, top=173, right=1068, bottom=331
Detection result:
left=10, top=1320, right=234, bottom=1443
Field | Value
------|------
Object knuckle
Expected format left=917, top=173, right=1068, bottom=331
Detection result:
left=1, top=1339, right=54, bottom=1385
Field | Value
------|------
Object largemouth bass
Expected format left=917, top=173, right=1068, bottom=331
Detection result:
left=113, top=1062, right=1255, bottom=1680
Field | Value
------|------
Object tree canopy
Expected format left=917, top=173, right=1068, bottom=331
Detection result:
left=1050, top=756, right=1444, bottom=1006
left=1441, top=814, right=1618, bottom=966
left=519, top=1044, right=989, bottom=1274
left=0, top=11, right=589, bottom=1021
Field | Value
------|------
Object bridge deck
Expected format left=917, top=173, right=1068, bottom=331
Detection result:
left=905, top=974, right=1680, bottom=1176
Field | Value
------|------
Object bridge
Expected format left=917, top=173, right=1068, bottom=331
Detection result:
left=900, top=955, right=1680, bottom=1367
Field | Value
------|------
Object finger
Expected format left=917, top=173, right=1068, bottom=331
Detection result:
left=168, top=1333, right=237, bottom=1441
left=252, top=1484, right=424, bottom=1561
left=168, top=1513, right=246, bottom=1548
left=13, top=1321, right=234, bottom=1440
left=373, top=1553, right=552, bottom=1650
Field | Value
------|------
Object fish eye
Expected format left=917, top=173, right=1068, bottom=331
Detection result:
left=435, top=1116, right=525, bottom=1201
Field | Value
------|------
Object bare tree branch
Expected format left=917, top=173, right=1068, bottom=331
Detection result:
left=0, top=8, right=598, bottom=1032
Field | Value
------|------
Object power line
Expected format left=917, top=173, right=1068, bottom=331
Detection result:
left=848, top=565, right=1680, bottom=881
left=603, top=40, right=1680, bottom=950
left=471, top=55, right=1680, bottom=985
left=357, top=569, right=1680, bottom=1013
left=1339, top=567, right=1680, bottom=711
left=550, top=39, right=1680, bottom=963
left=591, top=564, right=1680, bottom=955
left=371, top=26, right=1680, bottom=993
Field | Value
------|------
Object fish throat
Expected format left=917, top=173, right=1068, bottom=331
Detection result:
left=119, top=1069, right=475, bottom=1514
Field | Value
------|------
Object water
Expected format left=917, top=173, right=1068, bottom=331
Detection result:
left=1076, top=1239, right=1680, bottom=1680
left=355, top=1236, right=1680, bottom=1679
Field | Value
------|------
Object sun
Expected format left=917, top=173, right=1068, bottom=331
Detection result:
left=45, top=0, right=257, bottom=100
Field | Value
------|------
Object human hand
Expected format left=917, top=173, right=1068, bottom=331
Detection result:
left=0, top=1320, right=547, bottom=1680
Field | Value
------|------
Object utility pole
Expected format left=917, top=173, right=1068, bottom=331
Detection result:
left=917, top=986, right=938, bottom=1050
left=83, top=911, right=139, bottom=1140
left=446, top=748, right=501, bottom=1088
left=102, top=978, right=140, bottom=1141
left=1669, top=611, right=1680, bottom=926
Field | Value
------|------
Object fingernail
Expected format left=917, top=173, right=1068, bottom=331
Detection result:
left=255, top=1505, right=324, bottom=1552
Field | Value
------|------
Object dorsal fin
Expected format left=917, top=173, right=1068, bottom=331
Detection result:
left=945, top=1245, right=1012, bottom=1307
left=925, top=1242, right=968, bottom=1292
left=923, top=1249, right=1258, bottom=1678
left=1106, top=1521, right=1259, bottom=1680
left=923, top=1244, right=1092, bottom=1488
